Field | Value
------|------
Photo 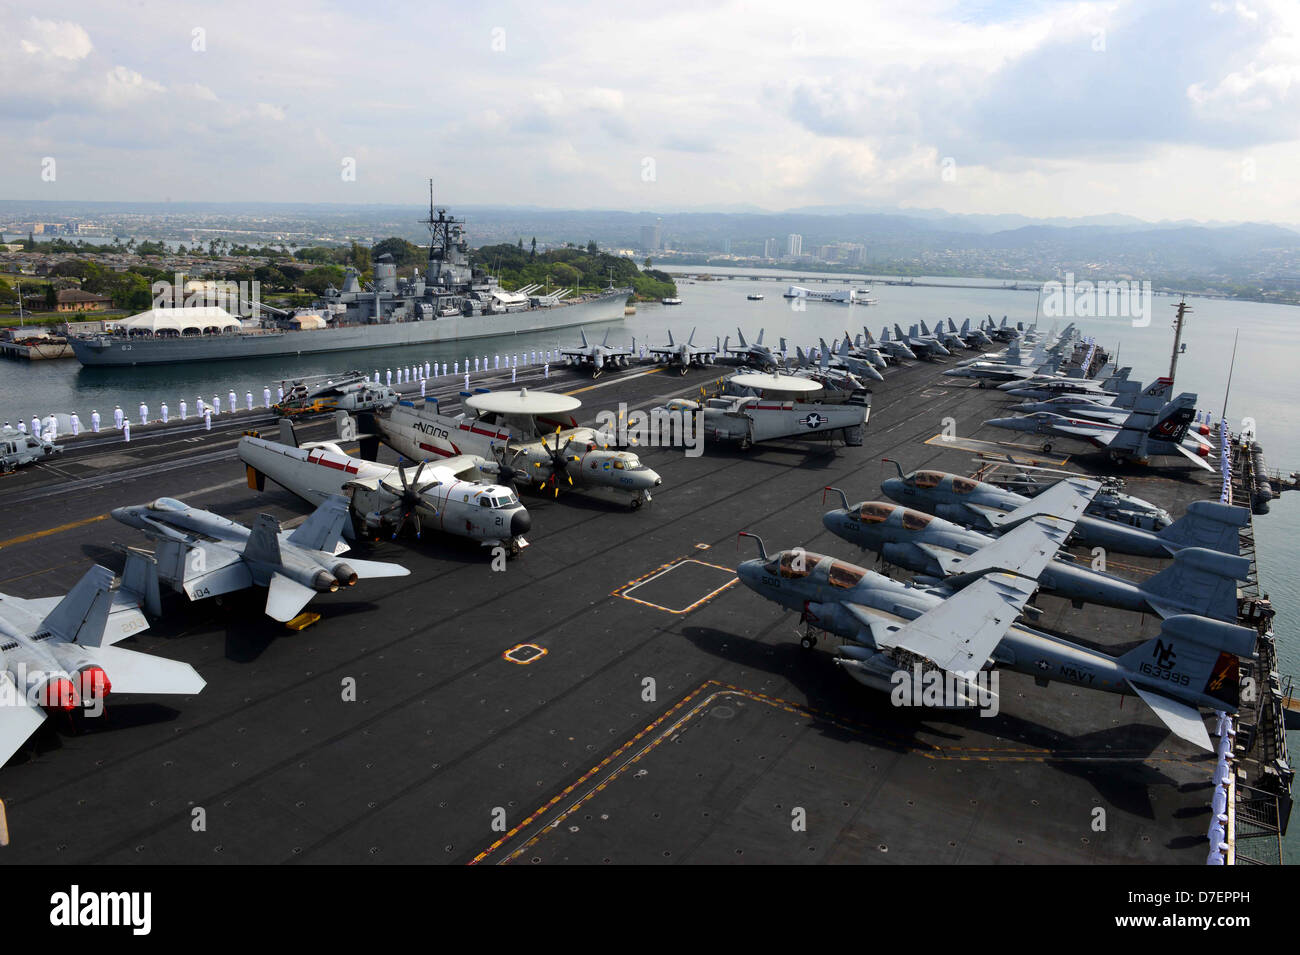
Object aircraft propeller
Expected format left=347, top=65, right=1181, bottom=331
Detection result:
left=380, top=460, right=439, bottom=539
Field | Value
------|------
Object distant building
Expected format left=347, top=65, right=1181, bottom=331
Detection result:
left=787, top=233, right=802, bottom=257
left=763, top=238, right=779, bottom=259
left=639, top=220, right=662, bottom=253
left=54, top=289, right=113, bottom=313
left=721, top=237, right=731, bottom=255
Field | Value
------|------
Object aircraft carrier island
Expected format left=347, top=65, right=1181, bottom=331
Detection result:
left=0, top=333, right=1290, bottom=865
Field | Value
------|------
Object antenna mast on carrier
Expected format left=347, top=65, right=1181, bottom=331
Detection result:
left=1169, top=297, right=1191, bottom=387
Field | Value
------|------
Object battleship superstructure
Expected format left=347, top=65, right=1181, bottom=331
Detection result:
left=69, top=185, right=632, bottom=368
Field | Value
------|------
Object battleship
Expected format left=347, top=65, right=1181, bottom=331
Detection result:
left=67, top=187, right=632, bottom=368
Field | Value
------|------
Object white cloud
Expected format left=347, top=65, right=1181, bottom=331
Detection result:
left=19, top=17, right=93, bottom=61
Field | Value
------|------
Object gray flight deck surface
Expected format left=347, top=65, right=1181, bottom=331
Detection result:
left=0, top=353, right=1218, bottom=864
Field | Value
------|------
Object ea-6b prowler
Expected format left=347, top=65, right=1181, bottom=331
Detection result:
left=879, top=463, right=1247, bottom=559
left=112, top=495, right=409, bottom=622
left=0, top=564, right=206, bottom=766
left=239, top=421, right=532, bottom=554
left=822, top=494, right=1250, bottom=622
left=734, top=535, right=1253, bottom=750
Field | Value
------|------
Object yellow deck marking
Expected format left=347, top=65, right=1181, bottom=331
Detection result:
left=0, top=514, right=108, bottom=549
left=562, top=367, right=662, bottom=396
left=611, top=555, right=738, bottom=614
left=470, top=679, right=1205, bottom=864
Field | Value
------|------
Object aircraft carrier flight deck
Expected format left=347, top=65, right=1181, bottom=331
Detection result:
left=0, top=349, right=1277, bottom=864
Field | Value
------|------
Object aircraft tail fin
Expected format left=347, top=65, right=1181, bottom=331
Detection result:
left=287, top=494, right=351, bottom=554
left=1120, top=614, right=1257, bottom=747
left=278, top=418, right=299, bottom=448
left=735, top=327, right=748, bottom=347
left=580, top=330, right=590, bottom=349
left=1142, top=547, right=1250, bottom=620
left=119, top=549, right=162, bottom=625
left=265, top=572, right=316, bottom=623
left=1131, top=377, right=1174, bottom=413
left=1144, top=395, right=1197, bottom=443
left=243, top=514, right=284, bottom=566
left=667, top=329, right=674, bottom=346
left=756, top=328, right=764, bottom=345
left=39, top=565, right=116, bottom=645
left=1157, top=500, right=1249, bottom=555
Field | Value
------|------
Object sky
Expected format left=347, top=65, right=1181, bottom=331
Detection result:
left=3, top=0, right=1299, bottom=222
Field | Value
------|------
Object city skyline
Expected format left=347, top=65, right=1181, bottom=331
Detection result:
left=3, top=1, right=1298, bottom=224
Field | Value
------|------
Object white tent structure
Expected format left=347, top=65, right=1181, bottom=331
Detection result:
left=115, top=307, right=244, bottom=337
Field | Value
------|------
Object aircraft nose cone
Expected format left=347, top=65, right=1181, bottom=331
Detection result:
left=510, top=509, right=531, bottom=537
left=881, top=478, right=903, bottom=500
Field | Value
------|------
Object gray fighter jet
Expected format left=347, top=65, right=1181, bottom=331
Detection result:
left=112, top=496, right=409, bottom=622
left=559, top=329, right=635, bottom=378
left=721, top=327, right=780, bottom=371
left=735, top=537, right=1252, bottom=749
left=0, top=564, right=206, bottom=766
left=648, top=328, right=718, bottom=374
left=822, top=495, right=1249, bottom=621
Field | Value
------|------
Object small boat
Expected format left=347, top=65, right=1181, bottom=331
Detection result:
left=747, top=293, right=765, bottom=301
left=662, top=297, right=683, bottom=305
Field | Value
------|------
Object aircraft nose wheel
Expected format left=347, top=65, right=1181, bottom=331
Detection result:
left=800, top=634, right=818, bottom=650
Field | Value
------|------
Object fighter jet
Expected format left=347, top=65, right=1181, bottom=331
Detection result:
left=878, top=464, right=1247, bottom=559
left=239, top=421, right=532, bottom=555
left=985, top=392, right=1216, bottom=469
left=984, top=315, right=1021, bottom=342
left=949, top=318, right=992, bottom=348
left=648, top=328, right=718, bottom=374
left=721, top=327, right=780, bottom=371
left=1010, top=376, right=1169, bottom=417
left=997, top=367, right=1131, bottom=398
left=844, top=330, right=890, bottom=369
left=559, top=330, right=634, bottom=379
left=894, top=323, right=951, bottom=358
left=0, top=564, right=206, bottom=766
left=112, top=496, right=409, bottom=623
left=945, top=338, right=1060, bottom=384
left=821, top=496, right=1249, bottom=621
left=735, top=536, right=1253, bottom=750
left=874, top=327, right=918, bottom=362
left=820, top=337, right=884, bottom=382
left=924, top=320, right=967, bottom=352
left=363, top=389, right=661, bottom=508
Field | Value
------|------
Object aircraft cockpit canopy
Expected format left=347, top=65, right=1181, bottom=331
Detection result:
left=951, top=477, right=979, bottom=494
left=763, top=551, right=826, bottom=579
left=911, top=471, right=944, bottom=488
left=901, top=510, right=934, bottom=531
left=149, top=498, right=188, bottom=512
left=858, top=502, right=895, bottom=523
left=827, top=560, right=866, bottom=589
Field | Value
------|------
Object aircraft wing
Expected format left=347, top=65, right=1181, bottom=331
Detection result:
left=0, top=672, right=46, bottom=766
left=340, top=557, right=410, bottom=579
left=180, top=544, right=253, bottom=600
left=1050, top=423, right=1118, bottom=446
left=436, top=454, right=492, bottom=479
left=948, top=515, right=1075, bottom=580
left=987, top=478, right=1100, bottom=529
left=1170, top=442, right=1217, bottom=472
left=265, top=572, right=317, bottom=622
left=285, top=494, right=351, bottom=555
left=75, top=644, right=206, bottom=696
left=868, top=573, right=1037, bottom=672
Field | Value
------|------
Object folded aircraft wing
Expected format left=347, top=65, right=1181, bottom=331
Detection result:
left=869, top=573, right=1038, bottom=672
left=948, top=515, right=1075, bottom=580
left=987, top=478, right=1100, bottom=529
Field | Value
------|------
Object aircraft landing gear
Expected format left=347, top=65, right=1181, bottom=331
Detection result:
left=800, top=630, right=818, bottom=650
left=739, top=435, right=753, bottom=451
left=1041, top=442, right=1053, bottom=453
left=631, top=490, right=652, bottom=510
